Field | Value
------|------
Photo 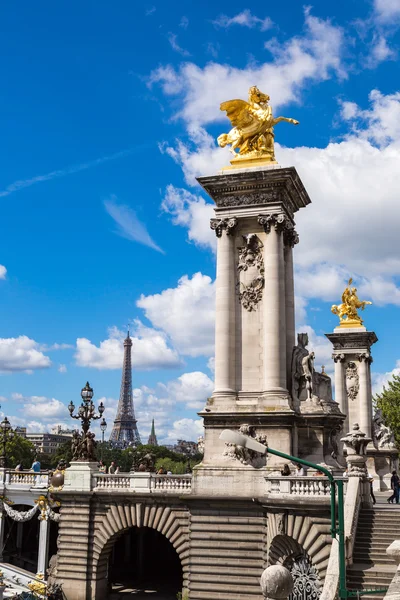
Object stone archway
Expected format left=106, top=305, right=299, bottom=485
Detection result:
left=89, top=502, right=190, bottom=599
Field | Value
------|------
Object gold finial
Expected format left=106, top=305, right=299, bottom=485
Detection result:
left=331, top=278, right=372, bottom=328
left=217, top=86, right=299, bottom=169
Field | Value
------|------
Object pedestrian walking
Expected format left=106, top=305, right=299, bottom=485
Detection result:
left=368, top=472, right=376, bottom=505
left=387, top=470, right=400, bottom=504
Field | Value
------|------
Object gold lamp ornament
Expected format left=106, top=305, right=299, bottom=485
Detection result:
left=217, top=85, right=299, bottom=169
left=331, top=279, right=372, bottom=328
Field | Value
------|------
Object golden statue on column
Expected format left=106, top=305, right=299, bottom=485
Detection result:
left=331, top=278, right=372, bottom=328
left=217, top=86, right=299, bottom=168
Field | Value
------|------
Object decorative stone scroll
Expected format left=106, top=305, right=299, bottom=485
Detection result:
left=210, top=217, right=238, bottom=237
left=333, top=353, right=345, bottom=363
left=357, top=352, right=373, bottom=364
left=258, top=213, right=289, bottom=233
left=346, top=362, right=359, bottom=401
left=237, top=234, right=265, bottom=311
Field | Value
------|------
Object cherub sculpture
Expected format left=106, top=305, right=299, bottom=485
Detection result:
left=331, top=278, right=372, bottom=327
left=217, top=86, right=299, bottom=163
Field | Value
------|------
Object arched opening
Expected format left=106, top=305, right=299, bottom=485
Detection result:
left=3, top=504, right=39, bottom=572
left=268, top=535, right=322, bottom=600
left=108, top=526, right=183, bottom=598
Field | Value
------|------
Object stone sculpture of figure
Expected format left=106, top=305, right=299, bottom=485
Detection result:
left=373, top=409, right=396, bottom=449
left=291, top=333, right=309, bottom=408
left=71, top=431, right=81, bottom=460
left=86, top=432, right=96, bottom=461
left=331, top=278, right=372, bottom=327
left=302, top=351, right=315, bottom=401
left=217, top=86, right=299, bottom=163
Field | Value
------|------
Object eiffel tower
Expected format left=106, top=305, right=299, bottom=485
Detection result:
left=109, top=331, right=141, bottom=446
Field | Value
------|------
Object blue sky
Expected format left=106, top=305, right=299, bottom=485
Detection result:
left=1, top=0, right=400, bottom=443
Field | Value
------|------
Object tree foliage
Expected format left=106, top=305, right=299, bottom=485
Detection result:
left=375, top=373, right=400, bottom=447
left=5, top=434, right=36, bottom=469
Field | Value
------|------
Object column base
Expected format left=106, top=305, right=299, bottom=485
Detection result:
left=258, top=388, right=294, bottom=411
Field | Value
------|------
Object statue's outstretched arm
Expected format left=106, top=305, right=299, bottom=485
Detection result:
left=272, top=116, right=299, bottom=126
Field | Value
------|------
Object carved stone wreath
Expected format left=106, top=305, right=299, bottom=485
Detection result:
left=346, top=362, right=359, bottom=401
left=237, top=234, right=265, bottom=312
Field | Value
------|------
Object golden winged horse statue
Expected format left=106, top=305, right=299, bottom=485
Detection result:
left=217, top=86, right=299, bottom=166
left=331, top=278, right=372, bottom=328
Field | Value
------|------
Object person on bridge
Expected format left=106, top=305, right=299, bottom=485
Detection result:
left=31, top=458, right=41, bottom=473
left=388, top=470, right=400, bottom=504
left=280, top=464, right=291, bottom=476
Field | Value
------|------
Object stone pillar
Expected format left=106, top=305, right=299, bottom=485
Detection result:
left=341, top=423, right=372, bottom=507
left=210, top=218, right=237, bottom=397
left=37, top=516, right=50, bottom=575
left=259, top=214, right=288, bottom=395
left=0, top=511, right=5, bottom=561
left=333, top=353, right=347, bottom=426
left=358, top=352, right=373, bottom=440
left=283, top=229, right=298, bottom=392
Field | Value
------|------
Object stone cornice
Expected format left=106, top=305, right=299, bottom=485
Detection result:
left=325, top=331, right=378, bottom=350
left=197, top=166, right=311, bottom=215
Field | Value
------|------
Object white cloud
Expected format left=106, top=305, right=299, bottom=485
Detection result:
left=24, top=398, right=67, bottom=419
left=180, top=16, right=189, bottom=29
left=162, top=185, right=215, bottom=251
left=212, top=10, right=273, bottom=31
left=0, top=336, right=51, bottom=374
left=160, top=371, right=213, bottom=409
left=167, top=33, right=190, bottom=57
left=368, top=35, right=395, bottom=67
left=149, top=8, right=346, bottom=129
left=0, top=265, right=7, bottom=279
left=374, top=0, right=400, bottom=22
left=372, top=360, right=400, bottom=395
left=75, top=321, right=181, bottom=370
left=164, top=418, right=204, bottom=443
left=58, top=364, right=67, bottom=373
left=104, top=195, right=164, bottom=254
left=137, top=272, right=215, bottom=357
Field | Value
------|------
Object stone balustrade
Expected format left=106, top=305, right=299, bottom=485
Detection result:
left=265, top=476, right=348, bottom=497
left=0, top=469, right=49, bottom=488
left=92, top=472, right=192, bottom=493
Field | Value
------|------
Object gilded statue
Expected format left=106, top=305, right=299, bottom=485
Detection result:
left=331, top=279, right=372, bottom=327
left=217, top=86, right=299, bottom=166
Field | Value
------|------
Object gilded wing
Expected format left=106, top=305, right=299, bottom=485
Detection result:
left=220, top=99, right=256, bottom=129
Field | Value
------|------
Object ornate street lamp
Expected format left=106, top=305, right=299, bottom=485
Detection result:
left=0, top=417, right=14, bottom=468
left=100, top=418, right=107, bottom=461
left=68, top=382, right=105, bottom=461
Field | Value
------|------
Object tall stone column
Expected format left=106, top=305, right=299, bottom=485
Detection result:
left=210, top=217, right=237, bottom=397
left=0, top=511, right=5, bottom=561
left=333, top=353, right=347, bottom=425
left=37, top=515, right=50, bottom=575
left=283, top=228, right=298, bottom=391
left=259, top=214, right=288, bottom=395
left=358, top=352, right=373, bottom=440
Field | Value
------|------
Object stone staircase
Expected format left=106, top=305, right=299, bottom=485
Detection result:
left=347, top=507, right=400, bottom=600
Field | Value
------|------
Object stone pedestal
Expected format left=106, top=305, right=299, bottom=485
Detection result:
left=195, top=166, right=312, bottom=496
left=63, top=461, right=98, bottom=492
left=326, top=329, right=377, bottom=439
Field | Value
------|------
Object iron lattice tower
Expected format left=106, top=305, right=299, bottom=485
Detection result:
left=147, top=419, right=158, bottom=446
left=109, top=332, right=141, bottom=446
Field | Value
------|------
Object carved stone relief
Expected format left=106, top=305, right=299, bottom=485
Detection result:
left=237, top=234, right=265, bottom=312
left=346, top=362, right=359, bottom=401
left=373, top=409, right=396, bottom=450
left=223, top=424, right=267, bottom=467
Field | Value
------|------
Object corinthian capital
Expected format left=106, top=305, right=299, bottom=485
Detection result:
left=210, top=217, right=238, bottom=237
left=333, top=353, right=345, bottom=363
left=258, top=213, right=289, bottom=234
left=357, top=352, right=373, bottom=364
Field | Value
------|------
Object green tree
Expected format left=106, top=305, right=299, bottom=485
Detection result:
left=375, top=373, right=400, bottom=447
left=5, top=434, right=36, bottom=469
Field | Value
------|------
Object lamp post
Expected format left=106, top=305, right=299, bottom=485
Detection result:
left=100, top=418, right=107, bottom=461
left=0, top=417, right=14, bottom=468
left=68, top=382, right=105, bottom=461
